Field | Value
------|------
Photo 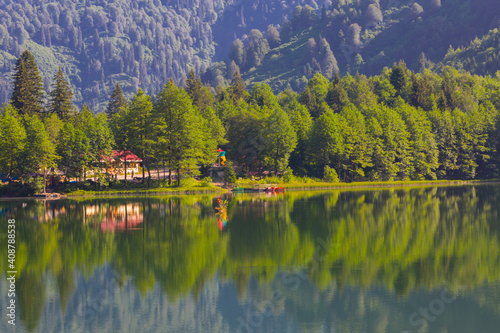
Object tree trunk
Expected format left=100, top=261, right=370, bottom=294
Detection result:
left=43, top=168, right=46, bottom=193
left=163, top=161, right=166, bottom=181
left=8, top=158, right=12, bottom=194
left=157, top=163, right=161, bottom=187
left=147, top=161, right=151, bottom=188
left=275, top=138, right=279, bottom=176
left=168, top=160, right=172, bottom=185
left=124, top=158, right=127, bottom=188
left=177, top=168, right=180, bottom=187
left=142, top=161, right=145, bottom=184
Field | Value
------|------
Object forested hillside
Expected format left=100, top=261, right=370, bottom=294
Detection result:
left=437, top=28, right=500, bottom=76
left=0, top=0, right=323, bottom=111
left=206, top=0, right=500, bottom=92
left=0, top=0, right=499, bottom=111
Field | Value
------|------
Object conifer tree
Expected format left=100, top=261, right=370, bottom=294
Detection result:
left=11, top=50, right=45, bottom=116
left=106, top=83, right=128, bottom=119
left=49, top=67, right=75, bottom=120
left=186, top=69, right=215, bottom=111
left=229, top=70, right=247, bottom=104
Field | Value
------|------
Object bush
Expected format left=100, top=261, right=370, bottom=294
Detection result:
left=224, top=164, right=237, bottom=183
left=323, top=165, right=340, bottom=183
left=201, top=176, right=213, bottom=187
left=283, top=167, right=294, bottom=183
left=180, top=176, right=198, bottom=187
left=28, top=177, right=45, bottom=194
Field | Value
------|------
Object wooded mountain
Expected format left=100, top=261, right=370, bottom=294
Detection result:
left=0, top=0, right=499, bottom=111
left=209, top=0, right=500, bottom=92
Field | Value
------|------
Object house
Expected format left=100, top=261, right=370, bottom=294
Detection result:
left=101, top=150, right=142, bottom=176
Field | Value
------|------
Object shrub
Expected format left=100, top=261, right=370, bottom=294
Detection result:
left=323, top=165, right=339, bottom=183
left=180, top=176, right=198, bottom=187
left=283, top=167, right=294, bottom=183
left=201, top=176, right=213, bottom=187
left=224, top=164, right=237, bottom=183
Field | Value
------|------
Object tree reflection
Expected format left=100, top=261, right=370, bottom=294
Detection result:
left=1, top=186, right=500, bottom=331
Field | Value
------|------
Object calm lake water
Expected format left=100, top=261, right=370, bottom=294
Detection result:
left=1, top=186, right=500, bottom=333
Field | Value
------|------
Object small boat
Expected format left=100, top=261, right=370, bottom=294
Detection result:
left=264, top=186, right=285, bottom=193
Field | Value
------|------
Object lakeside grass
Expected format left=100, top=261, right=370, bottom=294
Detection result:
left=4, top=178, right=499, bottom=200
left=234, top=178, right=500, bottom=190
left=64, top=185, right=225, bottom=197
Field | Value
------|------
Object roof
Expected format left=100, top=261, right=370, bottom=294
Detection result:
left=101, top=150, right=142, bottom=163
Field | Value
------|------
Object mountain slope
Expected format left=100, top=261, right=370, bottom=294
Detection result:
left=217, top=0, right=500, bottom=92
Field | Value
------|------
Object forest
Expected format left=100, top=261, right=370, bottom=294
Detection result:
left=0, top=0, right=499, bottom=110
left=1, top=49, right=500, bottom=196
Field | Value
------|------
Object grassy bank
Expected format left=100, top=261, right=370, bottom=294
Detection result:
left=234, top=178, right=499, bottom=190
left=64, top=185, right=225, bottom=197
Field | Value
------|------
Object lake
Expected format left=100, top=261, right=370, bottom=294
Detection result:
left=1, top=185, right=500, bottom=332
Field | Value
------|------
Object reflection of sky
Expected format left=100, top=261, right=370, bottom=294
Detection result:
left=1, top=266, right=500, bottom=333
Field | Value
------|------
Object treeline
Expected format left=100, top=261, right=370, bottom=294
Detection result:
left=2, top=50, right=500, bottom=195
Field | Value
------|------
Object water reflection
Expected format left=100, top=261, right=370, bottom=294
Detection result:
left=0, top=186, right=500, bottom=332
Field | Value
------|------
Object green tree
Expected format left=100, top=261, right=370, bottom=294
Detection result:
left=10, top=50, right=45, bottom=116
left=229, top=70, right=247, bottom=104
left=266, top=25, right=281, bottom=48
left=309, top=109, right=345, bottom=177
left=339, top=104, right=372, bottom=181
left=126, top=89, right=155, bottom=186
left=44, top=113, right=64, bottom=145
left=49, top=67, right=75, bottom=120
left=229, top=39, right=245, bottom=67
left=262, top=107, right=297, bottom=174
left=395, top=99, right=439, bottom=180
left=20, top=115, right=59, bottom=193
left=153, top=81, right=207, bottom=186
left=106, top=83, right=128, bottom=119
left=390, top=61, right=410, bottom=98
left=325, top=73, right=349, bottom=113
left=225, top=102, right=267, bottom=170
left=0, top=105, right=27, bottom=192
left=365, top=104, right=411, bottom=180
left=185, top=69, right=216, bottom=112
left=73, top=105, right=115, bottom=182
left=279, top=90, right=313, bottom=174
left=56, top=123, right=90, bottom=180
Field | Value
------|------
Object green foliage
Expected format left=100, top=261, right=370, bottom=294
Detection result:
left=20, top=114, right=59, bottom=192
left=10, top=50, right=44, bottom=116
left=0, top=105, right=27, bottom=191
left=56, top=123, right=90, bottom=179
left=200, top=176, right=213, bottom=187
left=224, top=164, right=237, bottom=184
left=49, top=67, right=75, bottom=120
left=153, top=81, right=210, bottom=186
left=106, top=83, right=128, bottom=119
left=323, top=165, right=339, bottom=183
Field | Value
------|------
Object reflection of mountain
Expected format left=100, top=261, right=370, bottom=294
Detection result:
left=1, top=187, right=500, bottom=331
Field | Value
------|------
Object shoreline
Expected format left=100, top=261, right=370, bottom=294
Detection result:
left=1, top=179, right=499, bottom=201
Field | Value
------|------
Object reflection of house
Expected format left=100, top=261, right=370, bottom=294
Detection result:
left=84, top=203, right=143, bottom=231
left=101, top=203, right=143, bottom=232
left=101, top=150, right=142, bottom=175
